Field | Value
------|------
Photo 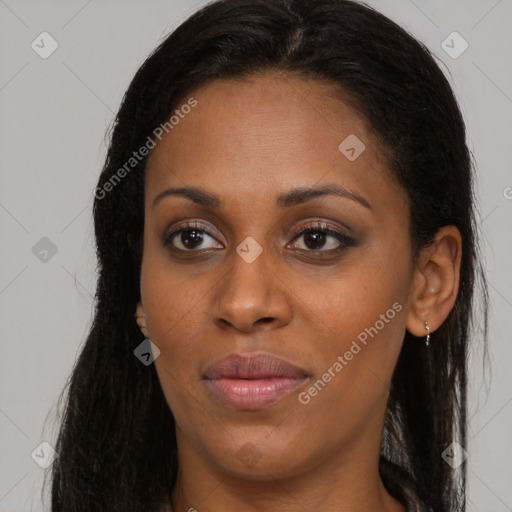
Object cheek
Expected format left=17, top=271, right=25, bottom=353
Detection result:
left=141, top=264, right=212, bottom=423
left=141, top=269, right=208, bottom=360
left=298, top=241, right=410, bottom=400
left=140, top=244, right=202, bottom=365
left=304, top=245, right=409, bottom=343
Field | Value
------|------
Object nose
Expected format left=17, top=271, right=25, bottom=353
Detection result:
left=211, top=244, right=293, bottom=334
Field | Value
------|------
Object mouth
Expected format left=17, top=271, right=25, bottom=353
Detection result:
left=203, top=353, right=309, bottom=410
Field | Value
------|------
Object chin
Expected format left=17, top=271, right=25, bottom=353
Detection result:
left=202, top=433, right=312, bottom=480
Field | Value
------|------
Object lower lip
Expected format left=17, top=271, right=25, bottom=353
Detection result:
left=205, top=376, right=307, bottom=410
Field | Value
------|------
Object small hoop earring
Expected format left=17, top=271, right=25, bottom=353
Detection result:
left=424, top=321, right=430, bottom=347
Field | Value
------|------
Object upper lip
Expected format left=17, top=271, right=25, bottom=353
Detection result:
left=204, top=353, right=309, bottom=380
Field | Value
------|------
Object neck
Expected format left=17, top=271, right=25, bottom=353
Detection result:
left=170, top=419, right=406, bottom=512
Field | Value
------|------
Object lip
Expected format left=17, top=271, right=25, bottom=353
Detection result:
left=203, top=353, right=309, bottom=410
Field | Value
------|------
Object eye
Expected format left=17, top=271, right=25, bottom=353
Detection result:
left=164, top=222, right=223, bottom=252
left=288, top=222, right=355, bottom=253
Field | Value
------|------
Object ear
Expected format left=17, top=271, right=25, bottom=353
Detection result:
left=406, top=225, right=462, bottom=339
left=135, top=301, right=151, bottom=339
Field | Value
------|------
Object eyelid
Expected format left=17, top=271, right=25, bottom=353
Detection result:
left=287, top=220, right=355, bottom=250
left=163, top=218, right=356, bottom=253
left=288, top=219, right=354, bottom=239
left=292, top=218, right=335, bottom=231
left=163, top=219, right=224, bottom=245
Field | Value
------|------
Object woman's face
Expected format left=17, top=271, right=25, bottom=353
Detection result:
left=140, top=71, right=416, bottom=480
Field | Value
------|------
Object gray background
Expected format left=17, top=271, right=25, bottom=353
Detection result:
left=0, top=0, right=510, bottom=510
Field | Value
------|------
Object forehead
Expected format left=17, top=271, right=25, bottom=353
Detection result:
left=145, top=70, right=401, bottom=209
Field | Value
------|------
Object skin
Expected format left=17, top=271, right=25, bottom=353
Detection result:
left=135, top=70, right=462, bottom=512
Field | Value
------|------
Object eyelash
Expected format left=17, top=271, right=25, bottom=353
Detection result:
left=163, top=220, right=355, bottom=256
left=290, top=224, right=355, bottom=254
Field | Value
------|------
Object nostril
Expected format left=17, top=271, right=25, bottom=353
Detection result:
left=257, top=317, right=274, bottom=324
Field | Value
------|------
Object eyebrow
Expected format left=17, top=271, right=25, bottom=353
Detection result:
left=153, top=186, right=221, bottom=210
left=276, top=184, right=371, bottom=210
left=152, top=183, right=372, bottom=211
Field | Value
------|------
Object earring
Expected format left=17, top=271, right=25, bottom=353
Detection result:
left=424, top=321, right=430, bottom=347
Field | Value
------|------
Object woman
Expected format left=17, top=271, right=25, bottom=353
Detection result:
left=50, top=0, right=488, bottom=511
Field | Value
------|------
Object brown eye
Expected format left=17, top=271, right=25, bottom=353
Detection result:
left=302, top=231, right=328, bottom=250
left=289, top=226, right=355, bottom=253
left=177, top=229, right=205, bottom=249
left=164, top=223, right=223, bottom=252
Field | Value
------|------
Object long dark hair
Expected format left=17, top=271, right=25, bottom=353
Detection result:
left=50, top=0, right=488, bottom=510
